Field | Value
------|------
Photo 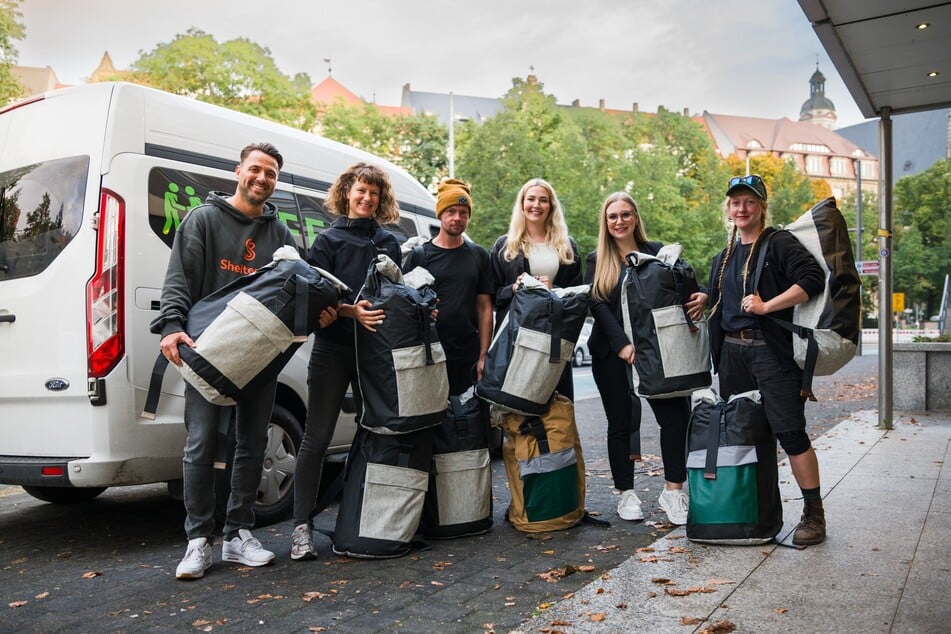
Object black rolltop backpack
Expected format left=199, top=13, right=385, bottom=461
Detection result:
left=477, top=276, right=589, bottom=415
left=331, top=255, right=447, bottom=558
left=620, top=244, right=711, bottom=399
left=685, top=389, right=782, bottom=545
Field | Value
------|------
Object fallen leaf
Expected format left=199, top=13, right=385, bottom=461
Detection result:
left=668, top=546, right=687, bottom=553
left=308, top=627, right=327, bottom=632
left=665, top=588, right=691, bottom=597
left=706, top=578, right=736, bottom=586
left=538, top=602, right=553, bottom=610
left=542, top=550, right=555, bottom=555
left=595, top=588, right=605, bottom=595
left=81, top=571, right=101, bottom=579
left=775, top=607, right=788, bottom=614
left=651, top=577, right=673, bottom=584
left=699, top=619, right=737, bottom=633
left=639, top=555, right=660, bottom=563
left=616, top=602, right=628, bottom=609
left=433, top=561, right=453, bottom=570
left=192, top=619, right=212, bottom=627
left=8, top=600, right=27, bottom=608
left=430, top=581, right=444, bottom=586
left=687, top=586, right=717, bottom=594
left=550, top=620, right=571, bottom=626
left=635, top=547, right=655, bottom=553
left=302, top=591, right=330, bottom=601
left=35, top=592, right=49, bottom=599
left=681, top=616, right=704, bottom=625
left=11, top=558, right=27, bottom=565
left=590, top=612, right=606, bottom=622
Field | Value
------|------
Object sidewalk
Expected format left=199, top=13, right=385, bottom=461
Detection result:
left=517, top=409, right=951, bottom=633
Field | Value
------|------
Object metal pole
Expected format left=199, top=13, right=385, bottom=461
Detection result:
left=448, top=92, right=455, bottom=179
left=855, top=160, right=863, bottom=356
left=878, top=110, right=893, bottom=430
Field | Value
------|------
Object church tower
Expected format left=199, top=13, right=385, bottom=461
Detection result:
left=799, top=65, right=837, bottom=130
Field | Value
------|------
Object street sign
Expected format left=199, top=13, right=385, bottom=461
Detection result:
left=893, top=292, right=905, bottom=313
left=856, top=260, right=880, bottom=275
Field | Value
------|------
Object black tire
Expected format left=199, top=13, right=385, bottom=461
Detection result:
left=22, top=486, right=106, bottom=504
left=573, top=348, right=585, bottom=367
left=214, top=404, right=303, bottom=529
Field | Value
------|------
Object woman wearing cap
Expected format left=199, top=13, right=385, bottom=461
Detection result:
left=586, top=192, right=701, bottom=524
left=705, top=174, right=827, bottom=545
left=290, top=162, right=402, bottom=561
left=490, top=178, right=582, bottom=399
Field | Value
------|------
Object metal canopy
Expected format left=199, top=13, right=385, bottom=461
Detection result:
left=798, top=1, right=951, bottom=117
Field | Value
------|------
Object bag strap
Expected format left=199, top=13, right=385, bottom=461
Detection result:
left=519, top=416, right=550, bottom=455
left=141, top=352, right=170, bottom=419
left=293, top=274, right=308, bottom=339
left=703, top=404, right=723, bottom=479
left=548, top=294, right=564, bottom=364
left=672, top=264, right=698, bottom=332
left=752, top=230, right=818, bottom=401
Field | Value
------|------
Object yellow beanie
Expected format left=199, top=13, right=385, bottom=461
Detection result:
left=436, top=178, right=472, bottom=217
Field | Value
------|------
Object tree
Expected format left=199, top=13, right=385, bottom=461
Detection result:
left=0, top=0, right=25, bottom=104
left=130, top=28, right=316, bottom=130
left=894, top=158, right=951, bottom=314
left=319, top=99, right=447, bottom=190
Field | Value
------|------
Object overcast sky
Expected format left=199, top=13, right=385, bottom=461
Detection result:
left=16, top=0, right=869, bottom=128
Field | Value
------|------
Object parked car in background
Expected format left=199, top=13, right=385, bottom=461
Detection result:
left=573, top=317, right=594, bottom=367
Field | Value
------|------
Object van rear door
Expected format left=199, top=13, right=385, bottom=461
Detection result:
left=0, top=92, right=109, bottom=458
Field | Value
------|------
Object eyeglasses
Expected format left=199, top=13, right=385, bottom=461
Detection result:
left=606, top=211, right=635, bottom=223
left=728, top=175, right=764, bottom=188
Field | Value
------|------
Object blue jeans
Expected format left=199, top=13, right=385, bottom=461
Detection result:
left=182, top=382, right=276, bottom=540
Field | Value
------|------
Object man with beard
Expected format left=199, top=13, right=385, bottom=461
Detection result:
left=405, top=178, right=493, bottom=394
left=151, top=142, right=295, bottom=579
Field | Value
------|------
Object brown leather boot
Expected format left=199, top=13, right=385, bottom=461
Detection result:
left=792, top=498, right=826, bottom=545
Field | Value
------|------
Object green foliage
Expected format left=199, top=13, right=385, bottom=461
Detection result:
left=319, top=99, right=448, bottom=189
left=894, top=159, right=951, bottom=312
left=0, top=0, right=25, bottom=104
left=130, top=28, right=316, bottom=130
left=912, top=333, right=951, bottom=342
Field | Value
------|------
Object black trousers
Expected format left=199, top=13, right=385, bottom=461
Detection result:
left=591, top=353, right=689, bottom=490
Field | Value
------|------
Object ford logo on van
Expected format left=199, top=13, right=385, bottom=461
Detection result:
left=45, top=378, right=70, bottom=392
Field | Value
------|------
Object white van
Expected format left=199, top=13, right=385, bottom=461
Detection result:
left=0, top=82, right=439, bottom=523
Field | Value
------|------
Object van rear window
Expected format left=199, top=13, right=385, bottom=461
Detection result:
left=0, top=156, right=88, bottom=281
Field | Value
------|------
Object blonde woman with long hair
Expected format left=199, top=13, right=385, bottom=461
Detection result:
left=490, top=178, right=581, bottom=398
left=585, top=192, right=702, bottom=524
left=705, top=174, right=827, bottom=545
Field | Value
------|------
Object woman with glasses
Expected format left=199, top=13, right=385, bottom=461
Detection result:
left=490, top=178, right=582, bottom=399
left=704, top=174, right=827, bottom=545
left=585, top=192, right=705, bottom=524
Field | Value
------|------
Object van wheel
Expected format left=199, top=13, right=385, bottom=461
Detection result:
left=22, top=486, right=106, bottom=504
left=254, top=405, right=303, bottom=526
left=213, top=404, right=303, bottom=528
left=573, top=348, right=585, bottom=367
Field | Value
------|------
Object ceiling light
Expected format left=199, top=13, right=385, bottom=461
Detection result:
left=915, top=22, right=930, bottom=30
left=927, top=71, right=939, bottom=77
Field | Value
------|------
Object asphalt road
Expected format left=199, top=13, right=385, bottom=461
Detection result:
left=0, top=355, right=878, bottom=633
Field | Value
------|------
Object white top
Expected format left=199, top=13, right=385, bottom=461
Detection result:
left=527, top=243, right=560, bottom=280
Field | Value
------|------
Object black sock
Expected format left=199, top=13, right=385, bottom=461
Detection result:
left=801, top=486, right=821, bottom=501
left=225, top=530, right=240, bottom=541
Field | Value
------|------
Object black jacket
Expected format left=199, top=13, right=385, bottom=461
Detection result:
left=306, top=217, right=401, bottom=344
left=707, top=228, right=824, bottom=371
left=490, top=235, right=583, bottom=326
left=584, top=241, right=662, bottom=359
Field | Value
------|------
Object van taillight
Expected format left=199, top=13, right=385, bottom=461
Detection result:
left=86, top=189, right=125, bottom=378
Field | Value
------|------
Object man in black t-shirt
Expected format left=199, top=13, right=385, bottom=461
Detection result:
left=405, top=178, right=493, bottom=395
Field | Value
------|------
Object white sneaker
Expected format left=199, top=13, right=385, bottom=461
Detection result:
left=176, top=538, right=212, bottom=580
left=221, top=529, right=275, bottom=567
left=290, top=524, right=318, bottom=561
left=617, top=489, right=645, bottom=521
left=659, top=488, right=689, bottom=525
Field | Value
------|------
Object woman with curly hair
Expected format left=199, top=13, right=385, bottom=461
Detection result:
left=290, top=162, right=402, bottom=560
